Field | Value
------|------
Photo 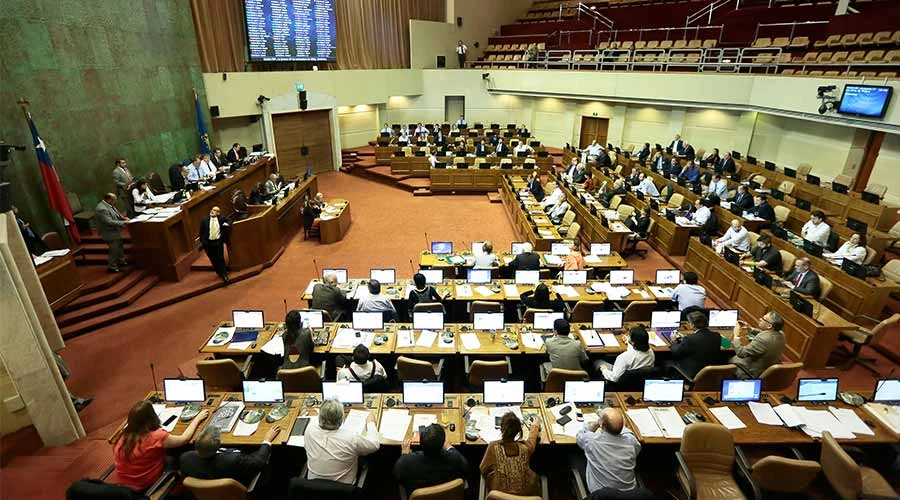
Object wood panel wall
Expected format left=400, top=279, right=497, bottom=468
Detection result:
left=272, top=110, right=334, bottom=177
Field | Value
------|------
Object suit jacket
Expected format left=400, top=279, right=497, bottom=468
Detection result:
left=653, top=156, right=666, bottom=171
left=785, top=269, right=821, bottom=297
left=112, top=167, right=133, bottom=190
left=94, top=201, right=126, bottom=242
left=730, top=329, right=785, bottom=378
left=495, top=144, right=508, bottom=154
left=749, top=203, right=775, bottom=222
left=199, top=216, right=229, bottom=248
left=572, top=170, right=587, bottom=183
left=528, top=179, right=545, bottom=201
left=732, top=192, right=753, bottom=212
left=510, top=252, right=541, bottom=271
left=311, top=283, right=348, bottom=321
left=474, top=144, right=488, bottom=155
left=168, top=164, right=186, bottom=191
left=211, top=153, right=227, bottom=168
left=682, top=145, right=695, bottom=161
left=179, top=445, right=270, bottom=486
left=670, top=328, right=723, bottom=379
left=637, top=149, right=651, bottom=163
left=625, top=215, right=650, bottom=237
left=719, top=158, right=736, bottom=174
left=670, top=140, right=684, bottom=155
left=226, top=148, right=242, bottom=164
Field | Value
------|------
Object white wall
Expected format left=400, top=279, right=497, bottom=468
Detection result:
left=871, top=133, right=900, bottom=205
left=213, top=116, right=264, bottom=151
left=337, top=104, right=379, bottom=148
left=749, top=114, right=857, bottom=180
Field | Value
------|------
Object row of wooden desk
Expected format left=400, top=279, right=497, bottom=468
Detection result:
left=432, top=165, right=549, bottom=193
left=551, top=175, right=640, bottom=255
left=418, top=249, right=627, bottom=275
left=500, top=176, right=563, bottom=250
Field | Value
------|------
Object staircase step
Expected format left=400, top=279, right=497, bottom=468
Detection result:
left=54, top=275, right=159, bottom=328
left=412, top=188, right=433, bottom=196
left=487, top=192, right=502, bottom=203
left=78, top=242, right=134, bottom=255
left=56, top=270, right=149, bottom=314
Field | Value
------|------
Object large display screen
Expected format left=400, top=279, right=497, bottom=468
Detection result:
left=244, top=0, right=337, bottom=62
left=837, top=85, right=893, bottom=119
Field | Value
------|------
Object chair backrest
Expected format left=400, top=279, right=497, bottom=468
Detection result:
left=779, top=250, right=796, bottom=275
left=773, top=205, right=790, bottom=223
left=617, top=204, right=635, bottom=218
left=560, top=210, right=576, bottom=227
left=691, top=364, right=737, bottom=391
left=796, top=163, right=812, bottom=176
left=471, top=301, right=502, bottom=320
left=747, top=231, right=760, bottom=249
left=277, top=366, right=322, bottom=393
left=609, top=195, right=623, bottom=209
left=623, top=301, right=656, bottom=322
left=65, top=191, right=83, bottom=213
left=288, top=477, right=361, bottom=499
left=865, top=183, right=887, bottom=198
left=680, top=423, right=735, bottom=475
left=182, top=477, right=248, bottom=500
left=42, top=232, right=67, bottom=250
left=409, top=478, right=465, bottom=500
left=486, top=491, right=542, bottom=500
left=752, top=174, right=767, bottom=186
left=610, top=366, right=660, bottom=392
left=196, top=359, right=244, bottom=390
left=570, top=301, right=604, bottom=323
left=870, top=313, right=900, bottom=345
left=545, top=368, right=589, bottom=392
left=568, top=221, right=581, bottom=241
left=413, top=302, right=446, bottom=314
left=777, top=180, right=795, bottom=195
left=397, top=356, right=437, bottom=381
left=818, top=275, right=833, bottom=301
left=883, top=259, right=900, bottom=282
left=759, top=362, right=803, bottom=391
left=820, top=431, right=862, bottom=500
left=750, top=456, right=821, bottom=494
left=468, top=360, right=509, bottom=388
left=147, top=172, right=167, bottom=194
left=863, top=246, right=876, bottom=265
left=669, top=193, right=684, bottom=208
left=522, top=308, right=552, bottom=324
left=832, top=174, right=852, bottom=186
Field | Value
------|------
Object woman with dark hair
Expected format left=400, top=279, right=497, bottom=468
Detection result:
left=249, top=182, right=267, bottom=204
left=480, top=412, right=542, bottom=496
left=407, top=272, right=444, bottom=317
left=114, top=401, right=207, bottom=491
left=519, top=283, right=565, bottom=313
left=281, top=310, right=313, bottom=370
left=598, top=325, right=656, bottom=382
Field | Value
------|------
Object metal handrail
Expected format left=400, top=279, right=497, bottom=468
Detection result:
left=753, top=20, right=828, bottom=40
left=575, top=2, right=614, bottom=31
left=686, top=0, right=735, bottom=27
left=596, top=25, right=725, bottom=44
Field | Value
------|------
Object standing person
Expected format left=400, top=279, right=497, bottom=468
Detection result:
left=199, top=206, right=230, bottom=284
left=456, top=40, right=468, bottom=68
left=95, top=193, right=128, bottom=273
left=112, top=158, right=135, bottom=216
left=480, top=412, right=542, bottom=497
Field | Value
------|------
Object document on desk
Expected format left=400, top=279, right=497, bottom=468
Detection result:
left=598, top=333, right=619, bottom=347
left=332, top=328, right=364, bottom=349
left=748, top=402, right=783, bottom=426
left=579, top=329, right=603, bottom=347
left=261, top=334, right=284, bottom=355
left=228, top=341, right=254, bottom=351
left=411, top=414, right=438, bottom=434
left=32, top=255, right=53, bottom=266
left=709, top=407, right=746, bottom=430
left=520, top=332, right=545, bottom=350
left=232, top=418, right=260, bottom=437
left=828, top=407, right=874, bottom=436
left=341, top=409, right=370, bottom=435
left=794, top=407, right=855, bottom=439
left=543, top=254, right=563, bottom=266
left=632, top=288, right=651, bottom=299
left=626, top=408, right=663, bottom=437
left=552, top=285, right=579, bottom=298
left=153, top=405, right=184, bottom=432
left=379, top=409, right=412, bottom=442
left=650, top=407, right=686, bottom=439
left=456, top=284, right=473, bottom=297
left=460, top=333, right=481, bottom=351
left=773, top=404, right=803, bottom=428
left=42, top=249, right=71, bottom=257
left=475, top=286, right=494, bottom=298
left=649, top=286, right=674, bottom=299
left=583, top=255, right=602, bottom=264
left=608, top=286, right=632, bottom=300
left=503, top=256, right=514, bottom=264
left=503, top=284, right=520, bottom=298
left=397, top=329, right=415, bottom=348
left=447, top=255, right=466, bottom=265
left=416, top=330, right=437, bottom=348
left=863, top=403, right=900, bottom=433
left=647, top=332, right=667, bottom=347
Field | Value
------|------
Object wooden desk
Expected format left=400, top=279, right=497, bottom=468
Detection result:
left=229, top=205, right=281, bottom=270
left=766, top=392, right=896, bottom=444
left=432, top=166, right=544, bottom=193
left=616, top=392, right=714, bottom=444
left=461, top=393, right=550, bottom=445
left=500, top=176, right=563, bottom=252
left=378, top=394, right=465, bottom=445
left=128, top=210, right=195, bottom=281
left=418, top=250, right=627, bottom=274
left=553, top=176, right=633, bottom=253
left=37, top=253, right=82, bottom=310
left=199, top=322, right=283, bottom=356
left=539, top=392, right=616, bottom=444
left=693, top=392, right=810, bottom=445
left=319, top=199, right=351, bottom=244
left=274, top=176, right=319, bottom=245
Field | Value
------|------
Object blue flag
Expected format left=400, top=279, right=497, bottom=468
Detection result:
left=194, top=89, right=211, bottom=154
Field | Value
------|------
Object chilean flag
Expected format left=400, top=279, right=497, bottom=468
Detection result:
left=26, top=111, right=80, bottom=244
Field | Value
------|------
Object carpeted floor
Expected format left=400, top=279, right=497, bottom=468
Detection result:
left=2, top=171, right=897, bottom=500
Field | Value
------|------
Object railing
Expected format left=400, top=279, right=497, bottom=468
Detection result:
left=686, top=0, right=736, bottom=27
left=753, top=20, right=829, bottom=41
left=574, top=2, right=614, bottom=31
left=596, top=25, right=725, bottom=44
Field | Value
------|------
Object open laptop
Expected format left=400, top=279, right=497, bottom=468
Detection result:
left=413, top=311, right=444, bottom=330
left=352, top=311, right=384, bottom=330
left=370, top=268, right=396, bottom=284
left=403, top=381, right=444, bottom=405
left=298, top=310, right=325, bottom=329
left=323, top=381, right=364, bottom=404
left=467, top=268, right=492, bottom=284
left=564, top=380, right=605, bottom=406
left=841, top=259, right=868, bottom=279
left=723, top=247, right=741, bottom=265
left=846, top=217, right=868, bottom=235
left=797, top=378, right=838, bottom=403
left=431, top=241, right=453, bottom=254
left=802, top=239, right=824, bottom=258
left=562, top=270, right=588, bottom=285
left=242, top=380, right=284, bottom=404
left=551, top=242, right=571, bottom=255
left=163, top=378, right=206, bottom=403
left=533, top=311, right=565, bottom=330
left=473, top=312, right=504, bottom=331
left=511, top=242, right=528, bottom=255
left=232, top=310, right=264, bottom=330
left=651, top=311, right=681, bottom=339
left=484, top=380, right=525, bottom=405
left=754, top=267, right=773, bottom=288
left=655, top=269, right=681, bottom=285
left=590, top=243, right=611, bottom=256
left=643, top=379, right=684, bottom=403
left=789, top=291, right=814, bottom=318
left=709, top=309, right=739, bottom=329
left=471, top=241, right=485, bottom=255
left=419, top=269, right=444, bottom=285
left=720, top=379, right=762, bottom=403
left=609, top=269, right=634, bottom=285
left=873, top=379, right=900, bottom=403
left=515, top=270, right=540, bottom=285
left=592, top=311, right=623, bottom=330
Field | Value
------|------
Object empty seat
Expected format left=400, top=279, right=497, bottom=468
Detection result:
left=814, top=34, right=840, bottom=47
left=840, top=70, right=858, bottom=77
left=673, top=39, right=688, bottom=49
left=831, top=51, right=849, bottom=63
left=646, top=40, right=660, bottom=49
left=596, top=41, right=610, bottom=50
left=824, top=70, right=840, bottom=76
left=855, top=32, right=874, bottom=46
left=772, top=37, right=790, bottom=48
left=878, top=71, right=897, bottom=78
left=872, top=31, right=892, bottom=45
left=808, top=70, right=824, bottom=76
left=609, top=41, right=621, bottom=49
left=634, top=40, right=646, bottom=49
left=865, top=50, right=885, bottom=63
left=801, top=52, right=819, bottom=63
left=781, top=69, right=796, bottom=75
left=847, top=50, right=866, bottom=62
left=659, top=40, right=673, bottom=49
left=789, top=36, right=810, bottom=48
left=839, top=33, right=858, bottom=46
left=702, top=39, right=717, bottom=48
left=886, top=50, right=900, bottom=62
left=687, top=39, right=702, bottom=49
left=753, top=37, right=772, bottom=48
left=858, top=71, right=877, bottom=77
left=621, top=41, right=634, bottom=50
left=816, top=52, right=834, bottom=63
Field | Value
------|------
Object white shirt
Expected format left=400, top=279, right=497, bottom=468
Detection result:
left=541, top=187, right=563, bottom=208
left=428, top=155, right=437, bottom=167
left=415, top=127, right=428, bottom=134
left=717, top=226, right=750, bottom=252
left=514, top=144, right=530, bottom=154
left=199, top=160, right=217, bottom=179
left=587, top=143, right=602, bottom=156
left=472, top=252, right=499, bottom=269
left=305, top=421, right=380, bottom=484
left=801, top=220, right=830, bottom=247
left=549, top=200, right=570, bottom=221
left=337, top=360, right=386, bottom=382
left=637, top=178, right=660, bottom=197
left=131, top=187, right=162, bottom=213
left=824, top=242, right=867, bottom=266
left=380, top=127, right=393, bottom=135
left=456, top=44, right=467, bottom=55
left=692, top=205, right=711, bottom=226
left=671, top=283, right=707, bottom=311
left=709, top=179, right=728, bottom=199
left=602, top=346, right=655, bottom=382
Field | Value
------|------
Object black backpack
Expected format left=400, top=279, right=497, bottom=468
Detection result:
left=349, top=363, right=389, bottom=393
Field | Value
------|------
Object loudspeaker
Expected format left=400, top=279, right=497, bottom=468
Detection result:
left=456, top=17, right=462, bottom=27
left=298, top=90, right=308, bottom=110
left=209, top=105, right=220, bottom=117
left=436, top=56, right=446, bottom=68
left=0, top=182, right=9, bottom=213
left=300, top=146, right=309, bottom=156
left=300, top=100, right=308, bottom=110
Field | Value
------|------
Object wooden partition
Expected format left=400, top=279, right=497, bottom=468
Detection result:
left=272, top=109, right=334, bottom=176
left=228, top=206, right=281, bottom=270
left=129, top=212, right=195, bottom=281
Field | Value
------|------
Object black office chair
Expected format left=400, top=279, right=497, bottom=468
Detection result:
left=605, top=366, right=660, bottom=392
left=288, top=478, right=362, bottom=500
left=303, top=211, right=320, bottom=240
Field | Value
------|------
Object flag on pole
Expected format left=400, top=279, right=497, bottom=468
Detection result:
left=24, top=109, right=81, bottom=244
left=194, top=89, right=211, bottom=155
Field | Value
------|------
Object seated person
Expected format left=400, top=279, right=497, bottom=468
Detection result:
left=679, top=163, right=700, bottom=184
left=540, top=182, right=562, bottom=208
left=583, top=172, right=598, bottom=194
left=408, top=272, right=444, bottom=311
left=688, top=198, right=711, bottom=227
left=12, top=206, right=47, bottom=255
left=801, top=210, right=830, bottom=247
left=707, top=174, right=728, bottom=200
left=525, top=171, right=544, bottom=201
left=729, top=184, right=753, bottom=212
left=636, top=143, right=651, bottom=163
left=781, top=257, right=821, bottom=298
left=705, top=148, right=721, bottom=167
left=544, top=319, right=588, bottom=376
left=281, top=310, right=314, bottom=370
left=248, top=182, right=268, bottom=205
left=670, top=271, right=706, bottom=312
left=745, top=195, right=775, bottom=223
left=199, top=154, right=217, bottom=180
left=394, top=424, right=468, bottom=496
left=472, top=240, right=500, bottom=269
left=650, top=151, right=666, bottom=172
left=572, top=163, right=587, bottom=184
left=305, top=399, right=380, bottom=484
left=663, top=158, right=682, bottom=178
left=180, top=425, right=280, bottom=486
left=728, top=311, right=786, bottom=378
left=513, top=142, right=533, bottom=156
left=669, top=311, right=723, bottom=380
left=480, top=412, right=541, bottom=497
left=718, top=151, right=736, bottom=174
left=548, top=197, right=570, bottom=225
left=714, top=219, right=750, bottom=253
left=355, top=279, right=398, bottom=322
left=744, top=235, right=781, bottom=271
left=311, top=273, right=348, bottom=321
left=682, top=142, right=696, bottom=161
left=520, top=283, right=566, bottom=313
left=598, top=325, right=655, bottom=382
left=336, top=344, right=387, bottom=383
left=509, top=242, right=540, bottom=271
left=563, top=240, right=585, bottom=270
left=599, top=174, right=628, bottom=206
left=636, top=174, right=660, bottom=197
left=379, top=123, right=393, bottom=135
left=131, top=179, right=166, bottom=214
left=264, top=174, right=280, bottom=196
left=114, top=401, right=208, bottom=492
left=562, top=158, right=579, bottom=179
left=576, top=408, right=641, bottom=494
left=302, top=197, right=322, bottom=228
left=397, top=131, right=411, bottom=145
left=625, top=207, right=651, bottom=240
left=823, top=233, right=867, bottom=266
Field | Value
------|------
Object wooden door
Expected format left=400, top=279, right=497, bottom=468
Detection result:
left=579, top=116, right=609, bottom=149
left=445, top=96, right=465, bottom=123
left=272, top=110, right=334, bottom=177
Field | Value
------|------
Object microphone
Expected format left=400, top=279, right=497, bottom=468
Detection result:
left=424, top=231, right=430, bottom=249
left=312, top=259, right=321, bottom=280
left=177, top=366, right=187, bottom=379
left=284, top=298, right=288, bottom=316
left=409, top=259, right=416, bottom=276
left=149, top=363, right=161, bottom=403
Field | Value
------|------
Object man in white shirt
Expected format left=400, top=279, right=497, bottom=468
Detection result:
left=414, top=123, right=428, bottom=135
left=563, top=158, right=579, bottom=179
left=380, top=123, right=393, bottom=135
left=715, top=219, right=750, bottom=253
left=690, top=199, right=711, bottom=227
left=548, top=198, right=570, bottom=224
left=541, top=182, right=563, bottom=208
left=801, top=210, right=830, bottom=247
left=428, top=152, right=438, bottom=168
left=707, top=174, right=728, bottom=200
left=598, top=326, right=655, bottom=382
left=186, top=156, right=203, bottom=183
left=513, top=142, right=532, bottom=156
left=397, top=130, right=410, bottom=145
left=455, top=114, right=466, bottom=127
left=671, top=271, right=707, bottom=311
left=575, top=408, right=641, bottom=493
left=199, top=154, right=217, bottom=180
left=356, top=279, right=398, bottom=321
left=456, top=40, right=468, bottom=68
left=636, top=174, right=660, bottom=197
left=305, top=399, right=380, bottom=484
left=494, top=138, right=508, bottom=156
left=823, top=233, right=867, bottom=266
left=670, top=134, right=684, bottom=155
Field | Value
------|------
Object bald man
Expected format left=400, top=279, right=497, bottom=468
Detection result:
left=575, top=408, right=641, bottom=494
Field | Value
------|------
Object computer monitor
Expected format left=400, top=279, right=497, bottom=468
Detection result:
left=590, top=243, right=611, bottom=256
left=322, top=268, right=348, bottom=284
left=233, top=310, right=264, bottom=329
left=873, top=379, right=900, bottom=402
left=511, top=242, right=527, bottom=255
left=473, top=312, right=504, bottom=331
left=352, top=311, right=384, bottom=330
left=609, top=269, right=634, bottom=285
left=419, top=269, right=444, bottom=285
left=533, top=311, right=565, bottom=330
left=551, top=242, right=570, bottom=255
left=467, top=268, right=492, bottom=284
left=298, top=310, right=325, bottom=329
left=643, top=379, right=684, bottom=403
left=861, top=191, right=881, bottom=205
left=431, top=241, right=453, bottom=254
left=797, top=378, right=839, bottom=402
left=242, top=380, right=285, bottom=404
left=846, top=217, right=868, bottom=235
left=412, top=311, right=444, bottom=330
left=564, top=380, right=606, bottom=404
left=784, top=167, right=796, bottom=178
left=515, top=270, right=540, bottom=285
left=746, top=155, right=757, bottom=165
left=322, top=381, right=364, bottom=404
left=806, top=174, right=820, bottom=186
left=651, top=311, right=680, bottom=329
left=483, top=380, right=525, bottom=404
left=163, top=378, right=206, bottom=403
left=754, top=267, right=773, bottom=288
left=720, top=379, right=762, bottom=403
left=802, top=239, right=824, bottom=258
left=795, top=198, right=811, bottom=211
left=789, top=291, right=814, bottom=318
left=723, top=247, right=741, bottom=265
left=403, top=381, right=444, bottom=405
left=471, top=241, right=485, bottom=255
left=369, top=268, right=396, bottom=284
left=655, top=269, right=681, bottom=285
left=709, top=309, right=739, bottom=328
left=764, top=161, right=776, bottom=171
left=562, top=270, right=588, bottom=285
left=592, top=311, right=624, bottom=329
left=832, top=182, right=849, bottom=194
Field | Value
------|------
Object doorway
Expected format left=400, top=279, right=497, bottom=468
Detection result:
left=445, top=96, right=465, bottom=123
left=579, top=116, right=609, bottom=149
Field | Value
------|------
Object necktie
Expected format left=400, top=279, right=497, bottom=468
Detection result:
left=795, top=272, right=803, bottom=286
left=209, top=217, right=220, bottom=241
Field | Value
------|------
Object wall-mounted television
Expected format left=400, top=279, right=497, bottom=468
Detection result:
left=244, top=0, right=337, bottom=62
left=837, top=85, right=893, bottom=119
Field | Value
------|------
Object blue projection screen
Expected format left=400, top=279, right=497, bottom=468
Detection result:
left=837, top=85, right=893, bottom=119
left=244, top=0, right=337, bottom=62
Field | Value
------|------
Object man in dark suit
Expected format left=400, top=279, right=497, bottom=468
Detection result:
left=494, top=139, right=508, bottom=156
left=782, top=257, right=821, bottom=298
left=199, top=206, right=230, bottom=283
left=747, top=195, right=775, bottom=222
left=474, top=141, right=488, bottom=156
left=664, top=158, right=682, bottom=178
left=730, top=184, right=753, bottom=212
left=526, top=172, right=544, bottom=202
left=211, top=147, right=228, bottom=168
left=311, top=273, right=349, bottom=321
left=669, top=311, right=723, bottom=379
left=226, top=142, right=243, bottom=164
left=651, top=152, right=666, bottom=172
left=669, top=134, right=685, bottom=155
left=681, top=142, right=696, bottom=161
left=509, top=242, right=541, bottom=271
left=168, top=163, right=186, bottom=191
left=180, top=425, right=279, bottom=486
left=718, top=152, right=736, bottom=174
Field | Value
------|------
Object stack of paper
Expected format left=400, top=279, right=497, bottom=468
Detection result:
left=709, top=407, right=746, bottom=430
left=828, top=407, right=874, bottom=436
left=456, top=284, right=473, bottom=297
left=233, top=418, right=260, bottom=437
left=152, top=405, right=184, bottom=432
left=632, top=289, right=651, bottom=299
left=748, top=402, right=782, bottom=425
left=626, top=408, right=663, bottom=437
left=552, top=285, right=579, bottom=298
left=864, top=403, right=900, bottom=433
left=342, top=409, right=371, bottom=435
left=579, top=329, right=604, bottom=347
left=333, top=328, right=372, bottom=349
left=584, top=255, right=602, bottom=264
left=650, top=407, right=686, bottom=438
left=261, top=334, right=284, bottom=355
left=460, top=333, right=481, bottom=350
left=32, top=255, right=53, bottom=266
left=792, top=407, right=855, bottom=439
left=303, top=280, right=319, bottom=296
left=647, top=332, right=667, bottom=347
left=397, top=329, right=415, bottom=348
left=42, top=249, right=71, bottom=257
left=543, top=254, right=563, bottom=266
left=416, top=330, right=437, bottom=348
left=648, top=286, right=674, bottom=298
left=503, top=284, right=520, bottom=297
left=475, top=286, right=495, bottom=297
left=521, top=332, right=545, bottom=349
left=598, top=333, right=619, bottom=347
left=412, top=413, right=439, bottom=433
left=379, top=409, right=411, bottom=442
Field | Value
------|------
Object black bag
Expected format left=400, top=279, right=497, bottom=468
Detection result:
left=350, top=363, right=389, bottom=393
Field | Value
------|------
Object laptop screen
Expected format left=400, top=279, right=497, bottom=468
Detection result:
left=609, top=269, right=634, bottom=285
left=163, top=378, right=205, bottom=403
left=593, top=311, right=624, bottom=329
left=242, top=380, right=284, bottom=404
left=511, top=242, right=527, bottom=255
left=419, top=269, right=443, bottom=284
left=797, top=378, right=839, bottom=402
left=643, top=379, right=684, bottom=403
left=564, top=380, right=606, bottom=404
left=473, top=312, right=504, bottom=331
left=233, top=310, right=264, bottom=329
left=562, top=270, right=587, bottom=285
left=551, top=242, right=571, bottom=255
left=533, top=311, right=565, bottom=330
left=655, top=269, right=681, bottom=285
left=515, top=270, right=540, bottom=285
left=322, top=381, right=364, bottom=404
left=322, top=269, right=348, bottom=284
left=431, top=241, right=453, bottom=254
left=403, top=382, right=444, bottom=405
left=471, top=241, right=485, bottom=255
left=484, top=380, right=525, bottom=404
left=709, top=309, right=739, bottom=328
left=413, top=312, right=444, bottom=330
left=873, top=379, right=900, bottom=402
left=651, top=311, right=680, bottom=329
left=590, top=243, right=611, bottom=256
left=352, top=312, right=384, bottom=330
left=370, top=269, right=395, bottom=284
left=720, top=379, right=762, bottom=402
left=298, top=310, right=324, bottom=329
left=467, top=269, right=492, bottom=284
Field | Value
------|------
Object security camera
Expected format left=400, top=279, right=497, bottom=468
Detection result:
left=256, top=95, right=271, bottom=104
left=817, top=85, right=837, bottom=98
left=482, top=73, right=490, bottom=80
